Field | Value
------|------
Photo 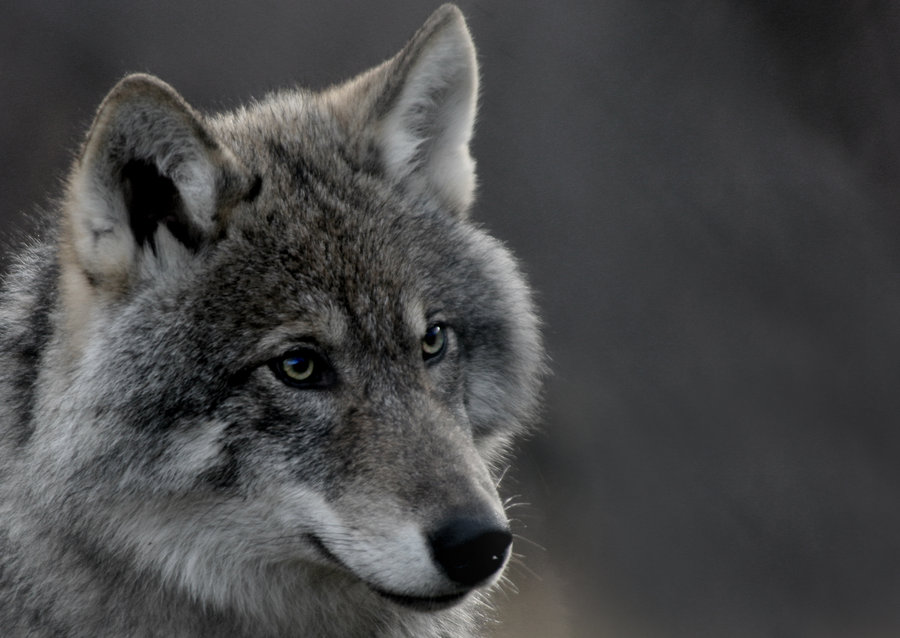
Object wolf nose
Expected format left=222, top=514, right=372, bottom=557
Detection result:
left=429, top=518, right=513, bottom=587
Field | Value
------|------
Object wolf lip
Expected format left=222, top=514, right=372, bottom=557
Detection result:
left=308, top=534, right=469, bottom=612
left=307, top=533, right=343, bottom=566
left=373, top=588, right=469, bottom=612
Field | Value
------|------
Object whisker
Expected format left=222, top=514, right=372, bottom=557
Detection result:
left=511, top=532, right=546, bottom=553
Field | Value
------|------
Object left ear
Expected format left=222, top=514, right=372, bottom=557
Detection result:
left=366, top=4, right=479, bottom=216
left=61, top=73, right=254, bottom=297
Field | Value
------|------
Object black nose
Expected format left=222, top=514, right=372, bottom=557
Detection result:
left=429, top=518, right=513, bottom=587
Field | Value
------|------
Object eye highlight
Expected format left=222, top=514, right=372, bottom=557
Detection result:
left=269, top=348, right=334, bottom=389
left=422, top=323, right=448, bottom=361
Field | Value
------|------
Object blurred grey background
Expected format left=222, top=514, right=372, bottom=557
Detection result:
left=3, top=1, right=900, bottom=636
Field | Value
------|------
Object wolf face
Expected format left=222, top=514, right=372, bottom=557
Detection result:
left=0, top=5, right=543, bottom=636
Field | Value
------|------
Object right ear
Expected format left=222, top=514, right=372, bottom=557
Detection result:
left=61, top=74, right=254, bottom=296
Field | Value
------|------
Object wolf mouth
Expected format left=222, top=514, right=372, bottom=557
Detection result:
left=371, top=588, right=468, bottom=612
left=307, top=534, right=470, bottom=611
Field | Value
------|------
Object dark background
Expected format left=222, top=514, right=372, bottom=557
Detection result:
left=3, top=1, right=900, bottom=636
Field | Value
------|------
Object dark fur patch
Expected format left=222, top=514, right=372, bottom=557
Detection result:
left=243, top=174, right=263, bottom=203
left=200, top=443, right=240, bottom=490
left=8, top=257, right=57, bottom=445
left=121, top=159, right=202, bottom=253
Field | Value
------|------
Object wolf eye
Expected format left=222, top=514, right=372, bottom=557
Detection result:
left=422, top=323, right=448, bottom=361
left=269, top=348, right=333, bottom=389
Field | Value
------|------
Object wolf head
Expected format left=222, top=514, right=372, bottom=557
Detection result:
left=35, top=4, right=542, bottom=630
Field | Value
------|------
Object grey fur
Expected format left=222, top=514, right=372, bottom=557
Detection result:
left=0, top=5, right=544, bottom=637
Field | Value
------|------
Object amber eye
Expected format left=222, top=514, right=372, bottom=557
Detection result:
left=283, top=353, right=315, bottom=381
left=270, top=348, right=334, bottom=388
left=422, top=323, right=448, bottom=361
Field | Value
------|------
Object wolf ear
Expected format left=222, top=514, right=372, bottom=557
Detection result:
left=367, top=4, right=479, bottom=216
left=62, top=74, right=252, bottom=293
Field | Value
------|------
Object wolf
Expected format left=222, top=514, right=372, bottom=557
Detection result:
left=0, top=4, right=543, bottom=637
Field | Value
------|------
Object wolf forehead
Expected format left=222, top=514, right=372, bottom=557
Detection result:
left=175, top=100, right=476, bottom=301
